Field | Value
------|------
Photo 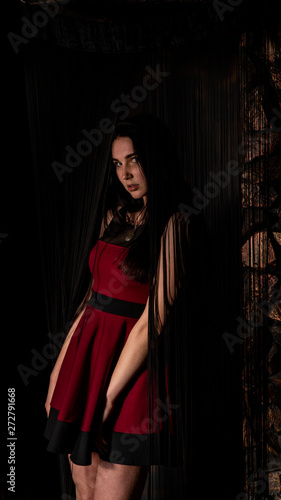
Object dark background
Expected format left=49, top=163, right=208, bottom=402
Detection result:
left=1, top=2, right=61, bottom=498
left=2, top=2, right=243, bottom=498
left=2, top=1, right=276, bottom=499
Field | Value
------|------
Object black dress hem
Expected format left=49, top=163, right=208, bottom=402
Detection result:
left=45, top=407, right=182, bottom=467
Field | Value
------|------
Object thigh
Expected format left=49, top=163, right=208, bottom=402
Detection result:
left=68, top=453, right=100, bottom=500
left=94, top=460, right=148, bottom=500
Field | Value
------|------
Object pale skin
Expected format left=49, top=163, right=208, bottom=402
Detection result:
left=45, top=137, right=182, bottom=499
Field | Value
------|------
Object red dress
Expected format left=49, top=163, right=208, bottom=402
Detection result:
left=45, top=215, right=153, bottom=466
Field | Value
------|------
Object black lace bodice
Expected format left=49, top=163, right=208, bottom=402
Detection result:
left=99, top=207, right=143, bottom=247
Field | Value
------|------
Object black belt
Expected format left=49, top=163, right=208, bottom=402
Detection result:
left=87, top=290, right=146, bottom=319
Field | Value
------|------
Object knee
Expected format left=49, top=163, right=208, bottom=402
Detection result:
left=69, top=454, right=99, bottom=500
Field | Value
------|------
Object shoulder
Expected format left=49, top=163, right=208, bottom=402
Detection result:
left=106, top=206, right=123, bottom=224
left=162, top=210, right=188, bottom=239
left=99, top=209, right=114, bottom=238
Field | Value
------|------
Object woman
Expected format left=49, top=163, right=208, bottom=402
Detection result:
left=45, top=114, right=191, bottom=500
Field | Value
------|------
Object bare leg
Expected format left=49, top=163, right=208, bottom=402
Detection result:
left=94, top=460, right=148, bottom=500
left=68, top=453, right=100, bottom=500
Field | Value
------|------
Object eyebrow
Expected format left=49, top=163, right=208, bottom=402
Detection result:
left=112, top=153, right=137, bottom=162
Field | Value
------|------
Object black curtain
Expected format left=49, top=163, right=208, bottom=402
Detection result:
left=23, top=32, right=243, bottom=500
left=3, top=1, right=279, bottom=498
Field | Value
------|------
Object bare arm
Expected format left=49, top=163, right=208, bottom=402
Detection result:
left=50, top=306, right=88, bottom=381
left=104, top=301, right=149, bottom=414
left=45, top=209, right=117, bottom=416
left=102, top=213, right=188, bottom=420
left=99, top=207, right=121, bottom=238
left=51, top=208, right=117, bottom=379
left=45, top=304, right=89, bottom=415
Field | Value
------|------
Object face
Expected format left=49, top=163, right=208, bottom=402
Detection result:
left=112, top=137, right=148, bottom=203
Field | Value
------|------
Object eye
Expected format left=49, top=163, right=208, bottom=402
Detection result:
left=131, top=156, right=138, bottom=163
left=113, top=161, right=122, bottom=168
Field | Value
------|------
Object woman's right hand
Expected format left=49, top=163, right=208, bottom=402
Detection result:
left=45, top=372, right=57, bottom=417
left=44, top=305, right=88, bottom=417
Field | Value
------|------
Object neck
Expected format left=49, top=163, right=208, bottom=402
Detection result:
left=127, top=199, right=147, bottom=226
left=143, top=195, right=148, bottom=206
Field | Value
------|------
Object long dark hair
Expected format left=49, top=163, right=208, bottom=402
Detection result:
left=101, top=113, right=193, bottom=283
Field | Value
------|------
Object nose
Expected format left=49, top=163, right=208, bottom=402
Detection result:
left=121, top=164, right=132, bottom=180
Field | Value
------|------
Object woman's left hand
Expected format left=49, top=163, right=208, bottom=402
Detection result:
left=102, top=395, right=115, bottom=424
left=95, top=395, right=115, bottom=455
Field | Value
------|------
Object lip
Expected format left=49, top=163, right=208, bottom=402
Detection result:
left=127, top=184, right=139, bottom=192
